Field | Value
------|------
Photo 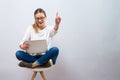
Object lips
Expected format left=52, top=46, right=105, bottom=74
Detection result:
left=39, top=22, right=43, bottom=24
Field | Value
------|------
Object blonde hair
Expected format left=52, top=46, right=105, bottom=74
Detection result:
left=33, top=21, right=39, bottom=33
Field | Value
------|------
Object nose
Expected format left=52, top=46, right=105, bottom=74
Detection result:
left=38, top=19, right=42, bottom=22
left=38, top=20, right=43, bottom=24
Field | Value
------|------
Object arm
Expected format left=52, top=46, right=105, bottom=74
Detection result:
left=54, top=12, right=61, bottom=31
left=19, top=26, right=31, bottom=50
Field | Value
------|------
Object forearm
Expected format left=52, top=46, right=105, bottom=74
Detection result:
left=54, top=24, right=59, bottom=31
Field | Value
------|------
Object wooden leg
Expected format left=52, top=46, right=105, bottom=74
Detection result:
left=31, top=71, right=37, bottom=80
left=40, top=71, right=47, bottom=80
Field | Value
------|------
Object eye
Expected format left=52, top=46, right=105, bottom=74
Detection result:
left=35, top=17, right=45, bottom=20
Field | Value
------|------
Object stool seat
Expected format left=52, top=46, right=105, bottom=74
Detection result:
left=32, top=65, right=54, bottom=72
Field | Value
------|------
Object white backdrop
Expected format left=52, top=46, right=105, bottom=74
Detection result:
left=0, top=0, right=120, bottom=80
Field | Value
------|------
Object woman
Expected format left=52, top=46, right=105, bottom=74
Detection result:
left=15, top=8, right=61, bottom=68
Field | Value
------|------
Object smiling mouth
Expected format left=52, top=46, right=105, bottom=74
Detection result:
left=39, top=22, right=43, bottom=24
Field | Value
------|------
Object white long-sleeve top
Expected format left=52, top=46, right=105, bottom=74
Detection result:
left=20, top=25, right=57, bottom=50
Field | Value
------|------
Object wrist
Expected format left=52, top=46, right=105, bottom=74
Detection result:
left=55, top=24, right=59, bottom=27
left=54, top=25, right=59, bottom=31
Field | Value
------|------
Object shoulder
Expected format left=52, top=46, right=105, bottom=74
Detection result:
left=46, top=25, right=54, bottom=30
left=24, top=25, right=34, bottom=33
left=26, top=25, right=33, bottom=30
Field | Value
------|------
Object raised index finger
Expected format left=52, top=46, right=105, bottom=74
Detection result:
left=56, top=12, right=58, bottom=17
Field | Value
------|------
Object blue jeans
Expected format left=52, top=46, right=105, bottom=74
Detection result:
left=15, top=47, right=59, bottom=65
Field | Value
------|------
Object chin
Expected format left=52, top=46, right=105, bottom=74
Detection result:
left=38, top=24, right=43, bottom=27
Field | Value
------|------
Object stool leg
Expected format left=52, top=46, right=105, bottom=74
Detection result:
left=31, top=71, right=37, bottom=80
left=40, top=71, right=47, bottom=80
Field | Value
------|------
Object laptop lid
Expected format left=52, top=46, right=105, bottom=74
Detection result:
left=24, top=40, right=47, bottom=54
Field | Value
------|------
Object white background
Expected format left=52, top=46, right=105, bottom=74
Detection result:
left=0, top=0, right=120, bottom=80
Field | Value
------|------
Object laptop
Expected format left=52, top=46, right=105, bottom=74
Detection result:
left=24, top=40, right=47, bottom=55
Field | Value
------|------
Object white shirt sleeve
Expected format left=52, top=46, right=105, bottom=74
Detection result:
left=19, top=26, right=31, bottom=45
left=49, top=26, right=58, bottom=37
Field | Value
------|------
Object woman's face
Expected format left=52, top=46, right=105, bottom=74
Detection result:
left=35, top=12, right=46, bottom=28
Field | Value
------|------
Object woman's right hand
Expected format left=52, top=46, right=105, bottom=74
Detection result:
left=20, top=43, right=29, bottom=50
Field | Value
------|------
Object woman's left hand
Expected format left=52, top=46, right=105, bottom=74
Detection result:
left=55, top=12, right=61, bottom=26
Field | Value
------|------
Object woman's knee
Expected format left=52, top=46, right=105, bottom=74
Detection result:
left=50, top=47, right=59, bottom=55
left=16, top=50, right=23, bottom=56
left=15, top=50, right=25, bottom=60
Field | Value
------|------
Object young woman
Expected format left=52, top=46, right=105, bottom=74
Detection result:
left=15, top=8, right=61, bottom=68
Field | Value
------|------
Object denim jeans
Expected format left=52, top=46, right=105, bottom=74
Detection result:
left=15, top=47, right=59, bottom=65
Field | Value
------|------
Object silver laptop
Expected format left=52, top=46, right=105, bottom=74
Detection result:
left=24, top=40, right=47, bottom=55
